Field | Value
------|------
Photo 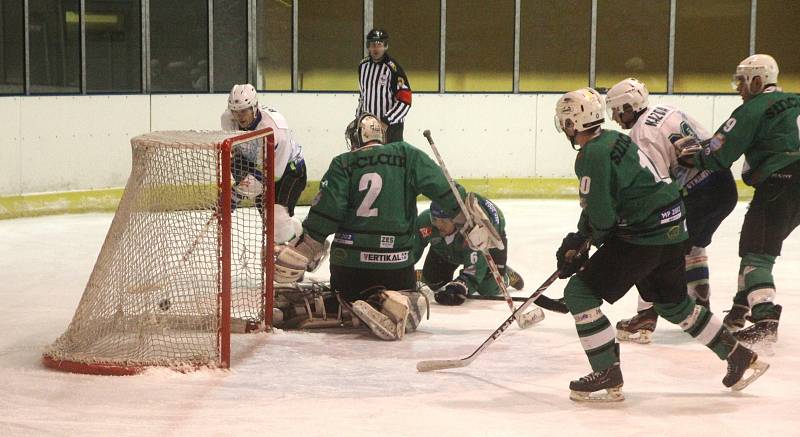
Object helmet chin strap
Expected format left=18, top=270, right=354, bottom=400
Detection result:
left=567, top=133, right=581, bottom=151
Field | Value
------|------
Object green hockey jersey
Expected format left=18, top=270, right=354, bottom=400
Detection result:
left=692, top=88, right=800, bottom=186
left=575, top=130, right=688, bottom=245
left=414, top=195, right=506, bottom=296
left=303, top=141, right=460, bottom=270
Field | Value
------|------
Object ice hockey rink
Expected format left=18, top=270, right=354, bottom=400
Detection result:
left=1, top=199, right=798, bottom=437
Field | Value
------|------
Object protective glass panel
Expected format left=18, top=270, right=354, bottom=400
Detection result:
left=150, top=1, right=209, bottom=92
left=674, top=0, right=749, bottom=93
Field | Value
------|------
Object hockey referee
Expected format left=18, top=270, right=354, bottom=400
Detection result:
left=357, top=29, right=412, bottom=143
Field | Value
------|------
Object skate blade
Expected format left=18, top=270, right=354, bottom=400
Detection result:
left=518, top=307, right=545, bottom=329
left=731, top=360, right=770, bottom=392
left=569, top=387, right=625, bottom=403
left=616, top=329, right=653, bottom=344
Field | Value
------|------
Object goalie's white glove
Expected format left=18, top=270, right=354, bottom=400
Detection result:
left=457, top=193, right=505, bottom=251
left=234, top=174, right=264, bottom=199
left=274, top=235, right=327, bottom=283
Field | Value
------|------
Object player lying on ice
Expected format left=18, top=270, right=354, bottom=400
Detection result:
left=273, top=113, right=499, bottom=340
left=553, top=87, right=769, bottom=402
left=414, top=197, right=532, bottom=311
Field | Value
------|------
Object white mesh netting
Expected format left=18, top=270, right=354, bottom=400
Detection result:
left=44, top=130, right=272, bottom=373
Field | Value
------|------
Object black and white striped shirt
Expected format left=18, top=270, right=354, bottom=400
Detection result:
left=357, top=54, right=412, bottom=125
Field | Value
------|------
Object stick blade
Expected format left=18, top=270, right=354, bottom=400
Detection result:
left=416, top=358, right=468, bottom=372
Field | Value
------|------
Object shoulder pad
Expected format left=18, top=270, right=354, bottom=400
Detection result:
left=261, top=106, right=290, bottom=129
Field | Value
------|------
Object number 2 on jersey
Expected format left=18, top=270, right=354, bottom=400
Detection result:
left=357, top=173, right=383, bottom=217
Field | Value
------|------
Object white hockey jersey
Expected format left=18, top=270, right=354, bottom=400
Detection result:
left=629, top=104, right=712, bottom=189
left=221, top=105, right=304, bottom=181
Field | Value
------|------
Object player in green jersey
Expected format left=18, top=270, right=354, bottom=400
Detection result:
left=553, top=88, right=767, bottom=402
left=414, top=197, right=525, bottom=306
left=273, top=113, right=495, bottom=340
left=677, top=54, right=799, bottom=347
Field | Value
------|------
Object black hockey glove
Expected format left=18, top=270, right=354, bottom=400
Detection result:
left=435, top=280, right=468, bottom=306
left=556, top=232, right=589, bottom=279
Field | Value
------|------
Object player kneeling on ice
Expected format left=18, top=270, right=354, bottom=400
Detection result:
left=222, top=84, right=307, bottom=244
left=273, top=113, right=494, bottom=340
left=415, top=199, right=532, bottom=312
left=553, top=88, right=768, bottom=402
left=605, top=78, right=737, bottom=344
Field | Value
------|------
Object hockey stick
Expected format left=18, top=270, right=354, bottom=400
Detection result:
left=417, top=239, right=591, bottom=372
left=423, top=130, right=541, bottom=329
left=467, top=294, right=568, bottom=314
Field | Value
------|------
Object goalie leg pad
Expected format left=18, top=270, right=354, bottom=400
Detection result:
left=349, top=290, right=411, bottom=340
left=351, top=298, right=404, bottom=341
left=305, top=239, right=331, bottom=273
left=274, top=247, right=308, bottom=283
left=404, top=286, right=433, bottom=332
left=380, top=290, right=411, bottom=333
left=274, top=237, right=326, bottom=283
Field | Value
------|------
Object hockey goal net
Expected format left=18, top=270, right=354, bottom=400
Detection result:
left=42, top=129, right=275, bottom=375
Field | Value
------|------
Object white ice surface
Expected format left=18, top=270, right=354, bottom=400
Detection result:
left=1, top=200, right=798, bottom=437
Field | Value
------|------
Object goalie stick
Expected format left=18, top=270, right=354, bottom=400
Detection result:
left=423, top=130, right=542, bottom=329
left=417, top=239, right=592, bottom=372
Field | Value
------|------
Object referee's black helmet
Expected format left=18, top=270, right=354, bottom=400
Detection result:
left=366, top=29, right=389, bottom=47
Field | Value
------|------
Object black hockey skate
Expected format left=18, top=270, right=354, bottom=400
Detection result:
left=569, top=363, right=624, bottom=402
left=734, top=304, right=782, bottom=346
left=506, top=266, right=525, bottom=290
left=615, top=307, right=658, bottom=344
left=723, top=304, right=750, bottom=331
left=723, top=343, right=769, bottom=391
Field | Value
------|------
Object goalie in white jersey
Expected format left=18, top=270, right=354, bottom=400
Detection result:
left=221, top=84, right=307, bottom=244
left=605, top=78, right=738, bottom=343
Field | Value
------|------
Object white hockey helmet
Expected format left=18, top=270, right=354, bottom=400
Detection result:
left=733, top=54, right=779, bottom=92
left=346, top=113, right=384, bottom=150
left=554, top=88, right=605, bottom=142
left=605, top=78, right=649, bottom=121
left=228, top=84, right=258, bottom=112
